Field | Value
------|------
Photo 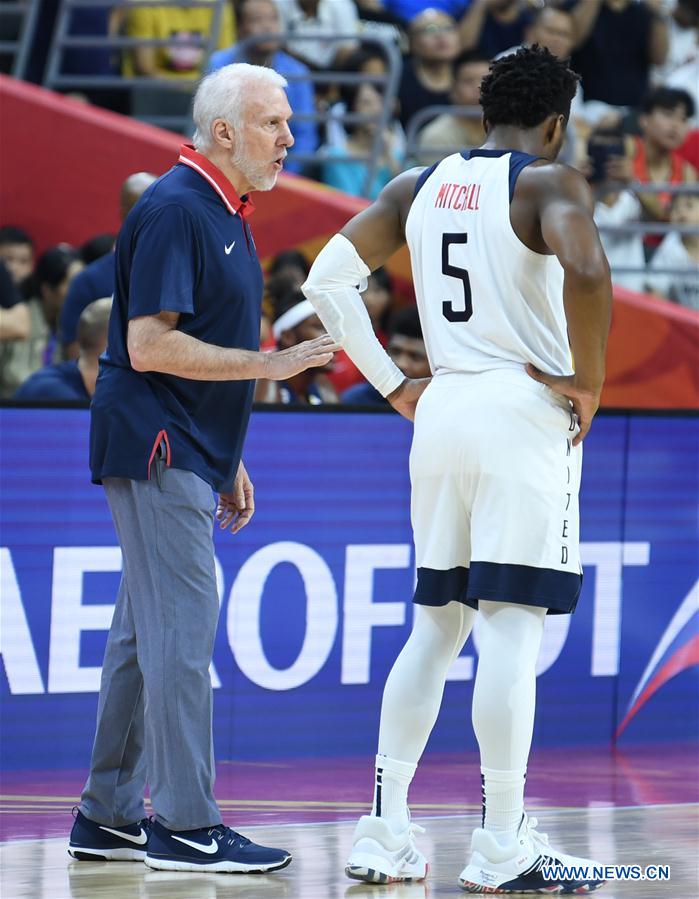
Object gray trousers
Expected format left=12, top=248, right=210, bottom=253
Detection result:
left=80, top=464, right=221, bottom=831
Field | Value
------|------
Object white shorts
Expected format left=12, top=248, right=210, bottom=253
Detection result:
left=410, top=369, right=583, bottom=614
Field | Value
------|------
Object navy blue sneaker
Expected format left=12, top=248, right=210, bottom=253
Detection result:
left=68, top=808, right=150, bottom=861
left=145, top=819, right=292, bottom=873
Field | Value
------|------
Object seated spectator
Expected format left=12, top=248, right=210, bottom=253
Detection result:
left=0, top=245, right=83, bottom=399
left=571, top=0, right=669, bottom=113
left=327, top=266, right=394, bottom=393
left=79, top=233, right=116, bottom=266
left=342, top=305, right=430, bottom=405
left=325, top=44, right=403, bottom=152
left=208, top=0, right=317, bottom=173
left=0, top=260, right=29, bottom=342
left=0, top=226, right=34, bottom=288
left=586, top=124, right=643, bottom=292
left=646, top=192, right=699, bottom=310
left=607, top=87, right=696, bottom=251
left=321, top=81, right=403, bottom=199
left=459, top=0, right=532, bottom=58
left=263, top=249, right=311, bottom=346
left=362, top=267, right=394, bottom=340
left=256, top=290, right=340, bottom=404
left=415, top=51, right=489, bottom=164
left=527, top=3, right=575, bottom=60
left=15, top=297, right=112, bottom=400
left=274, top=0, right=360, bottom=69
left=594, top=189, right=647, bottom=294
left=399, top=8, right=461, bottom=130
left=0, top=259, right=21, bottom=312
left=268, top=249, right=310, bottom=288
left=497, top=5, right=575, bottom=60
left=0, top=228, right=33, bottom=342
left=651, top=0, right=698, bottom=86
left=61, top=172, right=156, bottom=358
left=125, top=1, right=235, bottom=78
left=495, top=6, right=583, bottom=160
left=667, top=47, right=699, bottom=128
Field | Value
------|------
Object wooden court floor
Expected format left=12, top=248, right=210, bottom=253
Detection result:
left=1, top=804, right=696, bottom=899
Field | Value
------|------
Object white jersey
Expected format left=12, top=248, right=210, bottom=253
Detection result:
left=405, top=149, right=573, bottom=377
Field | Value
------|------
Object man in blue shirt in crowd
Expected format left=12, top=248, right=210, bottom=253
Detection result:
left=60, top=173, right=156, bottom=359
left=342, top=306, right=430, bottom=405
left=68, top=62, right=338, bottom=875
left=16, top=297, right=111, bottom=401
left=208, top=0, right=317, bottom=174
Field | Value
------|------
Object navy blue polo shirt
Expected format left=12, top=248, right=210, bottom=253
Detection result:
left=90, top=144, right=263, bottom=493
left=15, top=360, right=89, bottom=401
left=341, top=381, right=386, bottom=406
left=60, top=250, right=115, bottom=346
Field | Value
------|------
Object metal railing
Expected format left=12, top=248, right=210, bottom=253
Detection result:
left=404, top=103, right=482, bottom=165
left=43, top=0, right=225, bottom=129
left=0, top=0, right=41, bottom=78
left=596, top=184, right=699, bottom=280
left=41, top=4, right=403, bottom=197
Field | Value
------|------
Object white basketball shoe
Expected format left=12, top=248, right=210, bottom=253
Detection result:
left=345, top=815, right=429, bottom=884
left=459, top=814, right=605, bottom=894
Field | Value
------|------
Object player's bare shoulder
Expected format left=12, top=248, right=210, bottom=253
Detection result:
left=512, top=161, right=595, bottom=252
left=516, top=160, right=595, bottom=211
left=380, top=166, right=427, bottom=230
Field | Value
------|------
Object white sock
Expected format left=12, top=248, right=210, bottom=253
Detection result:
left=481, top=766, right=526, bottom=842
left=372, top=754, right=416, bottom=832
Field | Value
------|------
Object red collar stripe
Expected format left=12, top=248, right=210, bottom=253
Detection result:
left=178, top=144, right=254, bottom=219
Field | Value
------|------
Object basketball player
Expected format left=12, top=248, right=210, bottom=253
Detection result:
left=302, top=46, right=612, bottom=893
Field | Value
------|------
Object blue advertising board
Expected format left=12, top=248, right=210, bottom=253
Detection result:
left=1, top=408, right=697, bottom=769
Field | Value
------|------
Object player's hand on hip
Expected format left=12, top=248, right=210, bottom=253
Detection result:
left=217, top=460, right=255, bottom=534
left=264, top=334, right=340, bottom=380
left=526, top=364, right=601, bottom=446
left=387, top=377, right=431, bottom=421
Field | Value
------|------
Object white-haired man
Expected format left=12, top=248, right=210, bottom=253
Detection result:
left=68, top=63, right=338, bottom=874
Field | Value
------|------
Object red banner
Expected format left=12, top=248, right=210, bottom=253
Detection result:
left=2, top=75, right=696, bottom=408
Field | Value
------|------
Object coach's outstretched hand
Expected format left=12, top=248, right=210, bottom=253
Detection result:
left=263, top=334, right=340, bottom=380
left=525, top=364, right=601, bottom=446
left=387, top=377, right=431, bottom=421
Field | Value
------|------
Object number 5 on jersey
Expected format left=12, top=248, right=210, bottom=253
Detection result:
left=442, top=232, right=472, bottom=323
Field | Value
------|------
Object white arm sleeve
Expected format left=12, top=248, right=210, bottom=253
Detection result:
left=301, top=234, right=405, bottom=397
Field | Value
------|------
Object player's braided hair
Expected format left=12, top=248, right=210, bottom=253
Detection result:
left=479, top=45, right=580, bottom=130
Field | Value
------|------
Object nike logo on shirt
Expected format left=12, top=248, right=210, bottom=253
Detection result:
left=172, top=835, right=219, bottom=854
left=99, top=825, right=148, bottom=845
left=225, top=241, right=236, bottom=254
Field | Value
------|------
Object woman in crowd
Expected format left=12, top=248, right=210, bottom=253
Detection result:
left=0, top=245, right=82, bottom=398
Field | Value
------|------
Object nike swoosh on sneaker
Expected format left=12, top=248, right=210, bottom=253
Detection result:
left=225, top=242, right=235, bottom=254
left=99, top=825, right=148, bottom=845
left=171, top=835, right=219, bottom=854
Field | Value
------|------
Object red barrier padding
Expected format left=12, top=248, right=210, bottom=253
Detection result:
left=2, top=75, right=696, bottom=408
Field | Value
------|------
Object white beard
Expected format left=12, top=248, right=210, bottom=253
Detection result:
left=231, top=140, right=277, bottom=192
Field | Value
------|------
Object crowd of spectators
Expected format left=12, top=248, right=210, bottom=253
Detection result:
left=1, top=0, right=697, bottom=404
left=0, top=172, right=155, bottom=400
left=0, top=211, right=428, bottom=405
